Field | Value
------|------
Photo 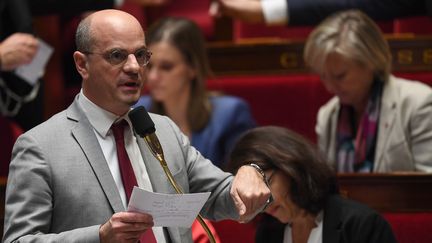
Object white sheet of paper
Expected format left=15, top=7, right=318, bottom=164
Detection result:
left=128, top=186, right=211, bottom=227
left=14, top=38, right=53, bottom=85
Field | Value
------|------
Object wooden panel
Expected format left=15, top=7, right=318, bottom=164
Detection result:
left=337, top=173, right=432, bottom=212
left=208, top=36, right=432, bottom=76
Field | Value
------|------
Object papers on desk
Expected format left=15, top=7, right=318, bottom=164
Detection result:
left=14, top=38, right=53, bottom=86
left=128, top=186, right=211, bottom=227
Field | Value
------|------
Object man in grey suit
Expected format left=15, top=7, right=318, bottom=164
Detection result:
left=2, top=9, right=271, bottom=243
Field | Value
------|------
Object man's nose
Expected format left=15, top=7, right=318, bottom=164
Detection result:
left=123, top=54, right=140, bottom=72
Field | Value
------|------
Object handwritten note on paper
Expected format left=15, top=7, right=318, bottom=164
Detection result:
left=14, top=38, right=53, bottom=86
left=128, top=186, right=211, bottom=227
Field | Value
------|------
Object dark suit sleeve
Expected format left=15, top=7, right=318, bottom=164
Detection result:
left=366, top=213, right=398, bottom=243
left=5, top=0, right=33, bottom=33
left=26, top=0, right=115, bottom=16
left=287, top=0, right=427, bottom=26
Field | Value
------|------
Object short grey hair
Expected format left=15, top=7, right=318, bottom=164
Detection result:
left=304, top=10, right=392, bottom=81
left=75, top=17, right=93, bottom=52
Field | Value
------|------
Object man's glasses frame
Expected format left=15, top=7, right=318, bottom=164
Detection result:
left=83, top=48, right=152, bottom=67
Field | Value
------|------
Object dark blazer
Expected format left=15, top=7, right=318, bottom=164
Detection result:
left=26, top=0, right=114, bottom=16
left=0, top=0, right=44, bottom=131
left=134, top=95, right=256, bottom=168
left=288, top=0, right=431, bottom=25
left=256, top=195, right=396, bottom=243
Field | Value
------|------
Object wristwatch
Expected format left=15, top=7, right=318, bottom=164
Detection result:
left=247, top=163, right=274, bottom=211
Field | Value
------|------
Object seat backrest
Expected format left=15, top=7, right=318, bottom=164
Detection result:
left=143, top=0, right=214, bottom=39
left=393, top=16, right=432, bottom=35
left=207, top=74, right=332, bottom=142
left=232, top=20, right=394, bottom=40
left=207, top=72, right=432, bottom=142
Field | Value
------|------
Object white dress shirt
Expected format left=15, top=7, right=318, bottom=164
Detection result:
left=78, top=91, right=167, bottom=243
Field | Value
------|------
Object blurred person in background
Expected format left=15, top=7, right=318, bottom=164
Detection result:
left=304, top=10, right=432, bottom=172
left=135, top=17, right=256, bottom=169
left=0, top=0, right=41, bottom=131
left=210, top=0, right=431, bottom=26
left=228, top=126, right=396, bottom=243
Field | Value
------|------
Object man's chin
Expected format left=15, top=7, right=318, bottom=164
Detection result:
left=127, top=98, right=140, bottom=107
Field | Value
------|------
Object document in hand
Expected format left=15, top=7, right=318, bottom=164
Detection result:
left=128, top=186, right=211, bottom=227
left=14, top=38, right=53, bottom=85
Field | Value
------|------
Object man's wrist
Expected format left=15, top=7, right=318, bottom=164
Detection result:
left=246, top=163, right=273, bottom=211
left=246, top=163, right=266, bottom=181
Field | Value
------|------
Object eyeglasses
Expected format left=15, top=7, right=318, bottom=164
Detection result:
left=83, top=48, right=152, bottom=66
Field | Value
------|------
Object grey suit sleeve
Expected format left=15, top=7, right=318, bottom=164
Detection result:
left=408, top=88, right=432, bottom=172
left=160, top=116, right=239, bottom=221
left=3, top=134, right=100, bottom=243
left=287, top=0, right=426, bottom=26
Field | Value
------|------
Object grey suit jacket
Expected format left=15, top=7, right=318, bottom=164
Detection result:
left=316, top=76, right=432, bottom=172
left=3, top=95, right=237, bottom=243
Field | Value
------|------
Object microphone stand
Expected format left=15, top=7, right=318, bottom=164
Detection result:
left=143, top=133, right=216, bottom=243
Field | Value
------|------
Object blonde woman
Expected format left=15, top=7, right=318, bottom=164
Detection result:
left=304, top=10, right=432, bottom=173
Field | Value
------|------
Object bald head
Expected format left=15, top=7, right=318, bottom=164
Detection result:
left=75, top=9, right=144, bottom=53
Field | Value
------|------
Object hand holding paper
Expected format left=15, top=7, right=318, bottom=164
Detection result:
left=14, top=38, right=53, bottom=85
left=128, top=186, right=211, bottom=227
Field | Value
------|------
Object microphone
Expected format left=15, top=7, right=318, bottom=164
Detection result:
left=128, top=106, right=216, bottom=243
left=129, top=106, right=165, bottom=165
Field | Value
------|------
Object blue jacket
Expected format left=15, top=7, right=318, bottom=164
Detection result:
left=134, top=95, right=256, bottom=168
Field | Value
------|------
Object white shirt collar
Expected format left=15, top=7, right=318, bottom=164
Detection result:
left=78, top=89, right=132, bottom=137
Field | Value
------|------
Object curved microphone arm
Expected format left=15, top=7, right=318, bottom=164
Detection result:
left=143, top=133, right=216, bottom=243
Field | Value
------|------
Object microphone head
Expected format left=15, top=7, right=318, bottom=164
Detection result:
left=128, top=106, right=156, bottom=137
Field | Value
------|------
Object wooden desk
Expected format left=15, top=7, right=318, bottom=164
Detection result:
left=337, top=173, right=432, bottom=212
left=208, top=36, right=432, bottom=76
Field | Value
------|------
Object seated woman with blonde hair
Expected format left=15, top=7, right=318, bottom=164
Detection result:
left=228, top=126, right=396, bottom=243
left=304, top=10, right=432, bottom=173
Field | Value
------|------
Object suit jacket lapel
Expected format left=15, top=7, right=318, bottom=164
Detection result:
left=67, top=98, right=125, bottom=213
left=327, top=104, right=340, bottom=164
left=135, top=137, right=176, bottom=193
left=374, top=78, right=398, bottom=168
left=135, top=134, right=182, bottom=242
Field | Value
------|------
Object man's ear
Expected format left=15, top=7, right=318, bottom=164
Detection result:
left=73, top=51, right=89, bottom=80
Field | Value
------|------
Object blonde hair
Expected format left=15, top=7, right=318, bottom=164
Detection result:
left=304, top=10, right=392, bottom=81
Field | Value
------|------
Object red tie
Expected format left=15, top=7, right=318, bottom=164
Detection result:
left=112, top=120, right=157, bottom=243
